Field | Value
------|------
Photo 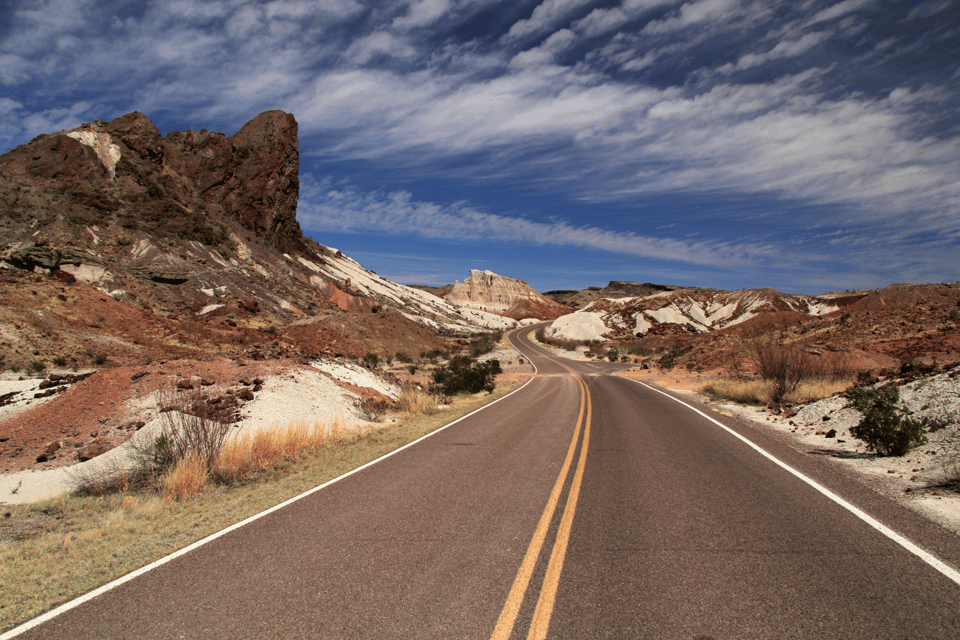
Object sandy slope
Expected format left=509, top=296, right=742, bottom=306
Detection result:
left=0, top=359, right=396, bottom=504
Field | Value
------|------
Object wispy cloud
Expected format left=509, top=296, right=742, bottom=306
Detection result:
left=298, top=179, right=781, bottom=267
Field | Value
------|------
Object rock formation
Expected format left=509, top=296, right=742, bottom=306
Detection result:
left=0, top=110, right=303, bottom=257
left=0, top=112, right=517, bottom=372
left=445, top=270, right=572, bottom=320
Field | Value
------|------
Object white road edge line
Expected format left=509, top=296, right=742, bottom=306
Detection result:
left=1, top=371, right=538, bottom=639
left=630, top=379, right=960, bottom=587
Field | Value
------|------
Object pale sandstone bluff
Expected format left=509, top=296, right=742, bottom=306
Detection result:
left=445, top=269, right=572, bottom=320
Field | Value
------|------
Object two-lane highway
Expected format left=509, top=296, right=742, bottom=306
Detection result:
left=7, top=326, right=960, bottom=639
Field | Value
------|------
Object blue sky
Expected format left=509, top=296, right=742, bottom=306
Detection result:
left=1, top=0, right=958, bottom=294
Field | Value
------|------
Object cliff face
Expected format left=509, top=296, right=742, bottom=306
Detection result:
left=0, top=110, right=302, bottom=256
left=445, top=269, right=572, bottom=320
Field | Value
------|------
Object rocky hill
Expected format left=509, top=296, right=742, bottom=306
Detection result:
left=545, top=284, right=960, bottom=373
left=0, top=111, right=515, bottom=371
left=545, top=281, right=693, bottom=308
left=442, top=269, right=572, bottom=320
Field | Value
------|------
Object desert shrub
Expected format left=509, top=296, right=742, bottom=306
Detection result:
left=136, top=387, right=232, bottom=477
left=702, top=379, right=774, bottom=405
left=52, top=356, right=66, bottom=367
left=353, top=396, right=389, bottom=422
left=747, top=338, right=816, bottom=403
left=92, top=353, right=107, bottom=365
left=938, top=431, right=960, bottom=490
left=606, top=348, right=620, bottom=362
left=395, top=351, right=413, bottom=363
left=470, top=331, right=502, bottom=356
left=396, top=389, right=439, bottom=417
left=29, top=360, right=46, bottom=375
left=362, top=352, right=380, bottom=368
left=846, top=385, right=926, bottom=456
left=407, top=364, right=419, bottom=375
left=534, top=329, right=583, bottom=352
left=421, top=348, right=447, bottom=363
left=703, top=378, right=852, bottom=406
left=432, top=355, right=501, bottom=395
left=659, top=344, right=691, bottom=370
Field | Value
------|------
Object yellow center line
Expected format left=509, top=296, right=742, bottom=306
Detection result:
left=491, top=330, right=593, bottom=640
left=526, top=376, right=591, bottom=640
left=489, top=375, right=586, bottom=640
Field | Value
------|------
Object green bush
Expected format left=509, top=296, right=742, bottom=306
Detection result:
left=431, top=355, right=501, bottom=395
left=362, top=353, right=380, bottom=368
left=847, top=385, right=926, bottom=456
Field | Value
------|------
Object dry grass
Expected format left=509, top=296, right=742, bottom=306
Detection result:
left=160, top=453, right=207, bottom=501
left=396, top=389, right=439, bottom=418
left=0, top=390, right=512, bottom=633
left=702, top=377, right=854, bottom=406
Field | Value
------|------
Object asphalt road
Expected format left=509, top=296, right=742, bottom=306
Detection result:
left=9, top=326, right=960, bottom=639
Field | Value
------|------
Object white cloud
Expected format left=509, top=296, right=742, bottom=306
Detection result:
left=717, top=31, right=832, bottom=73
left=226, top=5, right=263, bottom=39
left=573, top=0, right=675, bottom=37
left=265, top=0, right=362, bottom=19
left=506, top=0, right=595, bottom=39
left=806, top=0, right=872, bottom=27
left=298, top=180, right=778, bottom=266
left=346, top=32, right=418, bottom=64
left=906, top=1, right=953, bottom=20
left=643, top=0, right=742, bottom=33
left=393, top=0, right=452, bottom=29
left=622, top=49, right=661, bottom=71
left=510, top=29, right=577, bottom=67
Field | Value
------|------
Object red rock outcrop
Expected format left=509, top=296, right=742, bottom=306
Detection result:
left=0, top=110, right=303, bottom=258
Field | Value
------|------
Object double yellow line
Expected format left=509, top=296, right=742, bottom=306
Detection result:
left=490, top=368, right=593, bottom=640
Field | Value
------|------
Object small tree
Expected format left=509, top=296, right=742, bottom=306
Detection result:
left=847, top=385, right=926, bottom=456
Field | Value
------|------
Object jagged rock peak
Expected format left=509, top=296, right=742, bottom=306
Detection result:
left=0, top=110, right=302, bottom=255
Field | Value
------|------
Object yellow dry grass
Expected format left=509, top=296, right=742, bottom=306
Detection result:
left=396, top=389, right=439, bottom=418
left=160, top=453, right=207, bottom=501
left=701, top=377, right=854, bottom=405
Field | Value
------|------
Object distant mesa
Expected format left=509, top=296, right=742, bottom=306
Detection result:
left=442, top=269, right=572, bottom=320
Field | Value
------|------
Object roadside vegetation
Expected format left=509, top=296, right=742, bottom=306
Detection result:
left=0, top=386, right=513, bottom=633
left=701, top=336, right=856, bottom=406
left=845, top=384, right=926, bottom=456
